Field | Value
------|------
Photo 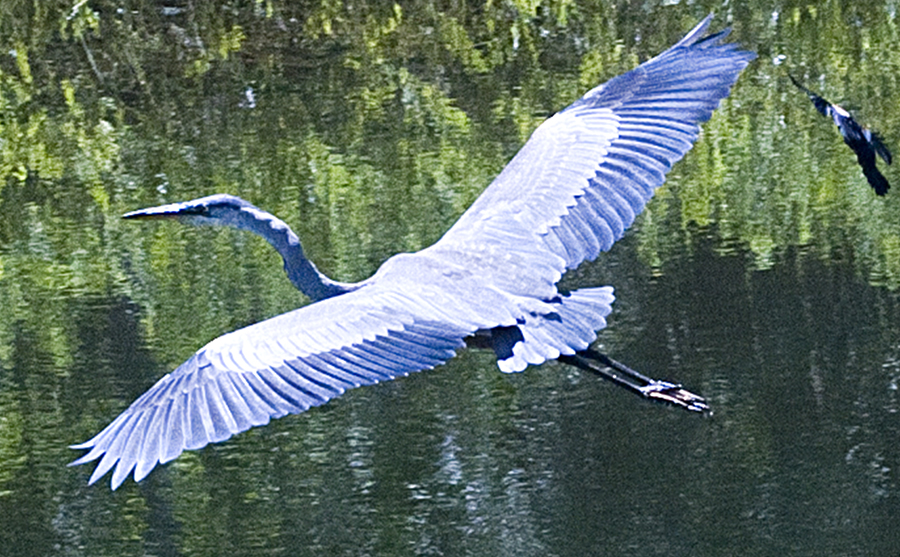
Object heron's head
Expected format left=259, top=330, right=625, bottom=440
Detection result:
left=123, top=194, right=258, bottom=228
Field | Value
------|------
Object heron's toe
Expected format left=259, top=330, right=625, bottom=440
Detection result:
left=640, top=381, right=710, bottom=413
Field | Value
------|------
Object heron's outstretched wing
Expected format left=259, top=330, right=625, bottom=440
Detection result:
left=433, top=15, right=755, bottom=290
left=70, top=281, right=488, bottom=490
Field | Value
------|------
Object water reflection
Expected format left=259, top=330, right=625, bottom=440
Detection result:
left=3, top=234, right=899, bottom=554
left=2, top=1, right=900, bottom=556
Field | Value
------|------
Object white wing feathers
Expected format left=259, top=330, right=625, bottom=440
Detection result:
left=71, top=284, right=476, bottom=489
left=436, top=15, right=755, bottom=282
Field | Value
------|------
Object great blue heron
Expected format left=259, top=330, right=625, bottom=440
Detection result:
left=789, top=74, right=892, bottom=195
left=71, top=15, right=754, bottom=489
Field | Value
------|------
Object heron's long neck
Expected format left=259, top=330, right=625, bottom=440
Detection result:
left=231, top=207, right=355, bottom=301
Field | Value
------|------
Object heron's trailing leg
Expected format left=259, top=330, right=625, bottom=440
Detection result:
left=559, top=350, right=710, bottom=413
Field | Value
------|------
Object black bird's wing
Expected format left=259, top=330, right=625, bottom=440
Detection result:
left=857, top=150, right=891, bottom=195
left=865, top=129, right=893, bottom=165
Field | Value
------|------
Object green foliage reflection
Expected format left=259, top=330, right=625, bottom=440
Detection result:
left=1, top=2, right=900, bottom=555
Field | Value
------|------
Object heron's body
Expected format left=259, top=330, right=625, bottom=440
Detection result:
left=789, top=74, right=892, bottom=195
left=72, top=16, right=755, bottom=489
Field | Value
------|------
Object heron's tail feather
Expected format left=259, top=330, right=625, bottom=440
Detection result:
left=497, top=287, right=615, bottom=372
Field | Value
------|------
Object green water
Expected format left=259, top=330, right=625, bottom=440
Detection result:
left=1, top=1, right=899, bottom=555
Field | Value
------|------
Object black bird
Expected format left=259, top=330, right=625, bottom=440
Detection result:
left=789, top=74, right=892, bottom=195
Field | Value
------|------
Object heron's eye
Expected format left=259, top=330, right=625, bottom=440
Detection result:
left=183, top=206, right=210, bottom=217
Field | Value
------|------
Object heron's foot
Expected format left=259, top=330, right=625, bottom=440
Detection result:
left=559, top=351, right=711, bottom=414
left=639, top=381, right=710, bottom=413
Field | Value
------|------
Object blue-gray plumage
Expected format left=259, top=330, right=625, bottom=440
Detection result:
left=71, top=15, right=755, bottom=489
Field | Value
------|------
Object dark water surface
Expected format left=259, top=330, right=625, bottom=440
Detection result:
left=2, top=2, right=900, bottom=556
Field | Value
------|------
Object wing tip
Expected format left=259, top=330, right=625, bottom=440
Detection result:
left=67, top=450, right=98, bottom=467
left=672, top=14, right=756, bottom=65
left=675, top=13, right=716, bottom=48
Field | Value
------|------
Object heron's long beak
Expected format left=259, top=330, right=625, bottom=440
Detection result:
left=123, top=202, right=200, bottom=220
